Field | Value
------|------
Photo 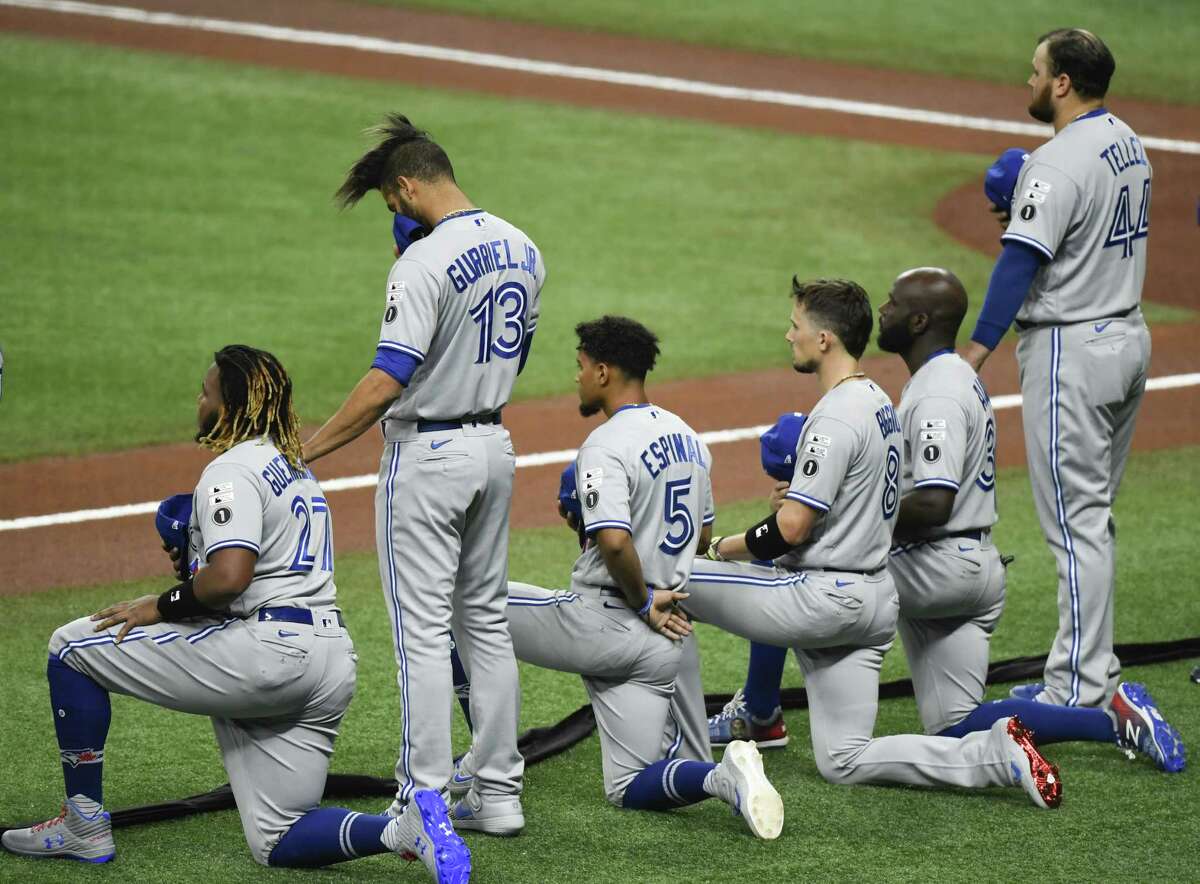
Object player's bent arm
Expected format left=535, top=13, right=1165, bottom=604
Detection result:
left=707, top=500, right=817, bottom=561
left=192, top=547, right=257, bottom=609
left=892, top=487, right=956, bottom=542
left=302, top=369, right=404, bottom=463
left=594, top=527, right=651, bottom=611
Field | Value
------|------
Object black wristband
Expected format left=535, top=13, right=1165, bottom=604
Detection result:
left=744, top=512, right=794, bottom=560
left=156, top=579, right=214, bottom=620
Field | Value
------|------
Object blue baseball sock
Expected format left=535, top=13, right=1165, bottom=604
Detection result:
left=449, top=634, right=474, bottom=732
left=47, top=655, right=111, bottom=805
left=938, top=698, right=1117, bottom=744
left=744, top=642, right=787, bottom=720
left=268, top=808, right=393, bottom=867
left=622, top=759, right=716, bottom=811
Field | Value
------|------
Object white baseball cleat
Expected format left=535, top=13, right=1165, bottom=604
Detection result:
left=1, top=795, right=115, bottom=863
left=449, top=788, right=524, bottom=837
left=448, top=750, right=476, bottom=801
left=996, top=716, right=1062, bottom=809
left=707, top=740, right=784, bottom=840
left=383, top=789, right=471, bottom=884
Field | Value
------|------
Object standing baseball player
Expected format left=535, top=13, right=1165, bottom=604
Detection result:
left=961, top=31, right=1155, bottom=715
left=2, top=346, right=470, bottom=881
left=302, top=115, right=542, bottom=829
left=449, top=316, right=783, bottom=839
left=679, top=278, right=1063, bottom=808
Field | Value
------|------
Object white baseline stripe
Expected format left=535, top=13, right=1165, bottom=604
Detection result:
left=2, top=372, right=1197, bottom=532
left=3, top=0, right=1199, bottom=155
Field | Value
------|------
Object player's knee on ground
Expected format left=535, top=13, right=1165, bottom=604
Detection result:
left=606, top=773, right=636, bottom=807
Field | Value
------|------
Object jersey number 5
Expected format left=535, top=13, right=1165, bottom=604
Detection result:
left=659, top=478, right=695, bottom=555
left=290, top=495, right=333, bottom=573
left=470, top=281, right=529, bottom=364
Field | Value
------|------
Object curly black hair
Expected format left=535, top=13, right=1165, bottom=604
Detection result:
left=575, top=316, right=661, bottom=380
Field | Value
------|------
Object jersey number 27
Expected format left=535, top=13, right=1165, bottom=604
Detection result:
left=290, top=494, right=333, bottom=573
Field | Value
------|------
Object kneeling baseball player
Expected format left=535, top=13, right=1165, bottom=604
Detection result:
left=678, top=277, right=1063, bottom=808
left=709, top=267, right=1183, bottom=775
left=2, top=346, right=469, bottom=882
left=451, top=316, right=784, bottom=839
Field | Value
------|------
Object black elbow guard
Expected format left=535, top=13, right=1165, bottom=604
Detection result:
left=744, top=512, right=794, bottom=560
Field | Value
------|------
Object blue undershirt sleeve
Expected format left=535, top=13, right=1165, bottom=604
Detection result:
left=517, top=329, right=535, bottom=375
left=970, top=240, right=1045, bottom=350
left=371, top=346, right=418, bottom=387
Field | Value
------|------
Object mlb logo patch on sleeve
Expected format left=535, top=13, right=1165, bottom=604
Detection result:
left=920, top=430, right=946, bottom=441
left=209, top=491, right=235, bottom=507
left=919, top=419, right=946, bottom=430
left=1028, top=178, right=1052, bottom=193
left=810, top=434, right=832, bottom=446
left=208, top=482, right=233, bottom=495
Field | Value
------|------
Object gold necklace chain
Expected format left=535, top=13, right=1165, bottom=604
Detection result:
left=438, top=208, right=480, bottom=224
left=833, top=371, right=866, bottom=389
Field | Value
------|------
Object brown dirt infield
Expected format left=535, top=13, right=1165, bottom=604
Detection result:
left=1, top=0, right=1196, bottom=595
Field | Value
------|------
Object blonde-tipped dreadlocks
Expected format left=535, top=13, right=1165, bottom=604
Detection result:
left=197, top=345, right=305, bottom=470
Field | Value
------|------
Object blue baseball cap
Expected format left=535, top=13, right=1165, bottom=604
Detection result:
left=558, top=462, right=582, bottom=520
left=760, top=412, right=807, bottom=482
left=155, top=493, right=192, bottom=551
left=393, top=214, right=429, bottom=256
left=985, top=148, right=1029, bottom=211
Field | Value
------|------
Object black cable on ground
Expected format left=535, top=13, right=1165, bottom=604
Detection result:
left=4, top=636, right=1196, bottom=833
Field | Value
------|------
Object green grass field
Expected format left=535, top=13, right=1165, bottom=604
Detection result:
left=366, top=0, right=1200, bottom=105
left=2, top=447, right=1197, bottom=882
left=3, top=34, right=1191, bottom=463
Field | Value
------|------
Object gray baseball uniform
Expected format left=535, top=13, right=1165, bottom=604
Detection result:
left=503, top=404, right=715, bottom=804
left=679, top=380, right=1029, bottom=790
left=888, top=352, right=1006, bottom=734
left=375, top=210, right=543, bottom=810
left=49, top=438, right=356, bottom=864
left=1004, top=109, right=1152, bottom=706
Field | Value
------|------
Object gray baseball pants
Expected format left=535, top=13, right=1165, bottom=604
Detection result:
left=888, top=534, right=1007, bottom=734
left=505, top=581, right=709, bottom=804
left=679, top=562, right=1021, bottom=789
left=50, top=609, right=356, bottom=864
left=376, top=420, right=523, bottom=809
left=1015, top=312, right=1150, bottom=706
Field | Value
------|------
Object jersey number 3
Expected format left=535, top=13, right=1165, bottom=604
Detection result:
left=659, top=478, right=695, bottom=555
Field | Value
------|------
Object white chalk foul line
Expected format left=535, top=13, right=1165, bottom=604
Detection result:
left=2, top=372, right=1197, bottom=533
left=4, top=0, right=1199, bottom=156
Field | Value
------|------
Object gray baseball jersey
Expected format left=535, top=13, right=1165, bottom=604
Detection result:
left=776, top=379, right=900, bottom=573
left=1004, top=109, right=1153, bottom=707
left=896, top=352, right=997, bottom=540
left=889, top=352, right=1005, bottom=734
left=571, top=404, right=715, bottom=592
left=188, top=438, right=337, bottom=617
left=680, top=378, right=1033, bottom=797
left=380, top=211, right=543, bottom=421
left=50, top=437, right=356, bottom=863
left=1005, top=109, right=1150, bottom=326
left=375, top=208, right=541, bottom=812
left=499, top=405, right=715, bottom=805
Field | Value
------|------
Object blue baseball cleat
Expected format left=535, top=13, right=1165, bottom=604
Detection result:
left=1009, top=682, right=1045, bottom=701
left=708, top=689, right=789, bottom=749
left=1110, top=682, right=1187, bottom=773
left=384, top=789, right=471, bottom=883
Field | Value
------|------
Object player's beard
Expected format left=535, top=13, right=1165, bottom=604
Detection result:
left=791, top=357, right=818, bottom=374
left=578, top=400, right=602, bottom=418
left=1028, top=82, right=1055, bottom=123
left=876, top=322, right=911, bottom=355
left=195, top=408, right=220, bottom=442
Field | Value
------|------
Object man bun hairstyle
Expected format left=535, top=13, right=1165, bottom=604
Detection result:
left=197, top=345, right=304, bottom=470
left=335, top=113, right=456, bottom=208
left=575, top=315, right=661, bottom=381
left=1037, top=28, right=1115, bottom=100
left=791, top=277, right=873, bottom=359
